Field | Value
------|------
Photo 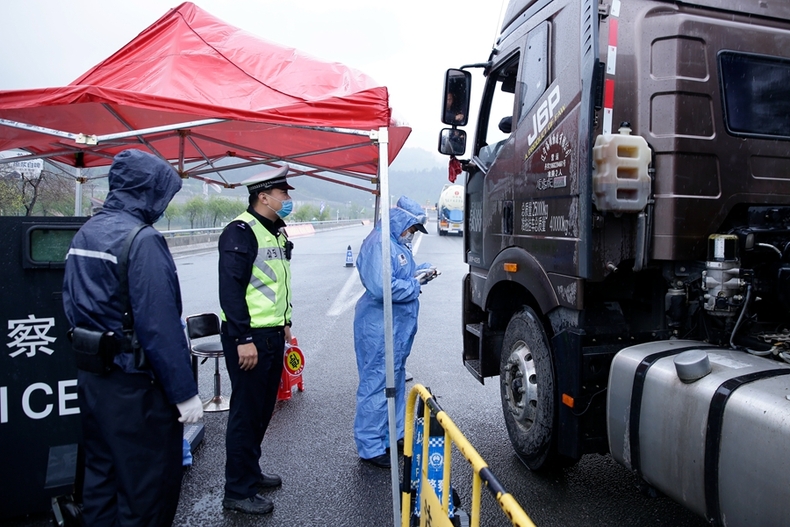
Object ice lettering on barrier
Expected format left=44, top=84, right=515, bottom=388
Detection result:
left=0, top=379, right=79, bottom=423
left=7, top=314, right=56, bottom=358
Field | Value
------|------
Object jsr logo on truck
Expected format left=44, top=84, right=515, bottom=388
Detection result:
left=527, top=85, right=562, bottom=151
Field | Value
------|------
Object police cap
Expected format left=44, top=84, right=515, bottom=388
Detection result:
left=241, top=165, right=294, bottom=194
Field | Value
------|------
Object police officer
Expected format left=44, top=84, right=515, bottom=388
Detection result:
left=62, top=149, right=203, bottom=526
left=219, top=165, right=294, bottom=515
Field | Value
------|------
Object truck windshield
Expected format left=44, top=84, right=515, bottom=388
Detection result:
left=720, top=51, right=790, bottom=138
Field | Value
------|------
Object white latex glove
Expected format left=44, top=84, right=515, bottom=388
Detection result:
left=176, top=395, right=204, bottom=424
left=425, top=267, right=441, bottom=283
left=415, top=267, right=440, bottom=285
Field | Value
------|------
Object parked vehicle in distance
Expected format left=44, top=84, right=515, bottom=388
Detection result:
left=437, top=183, right=464, bottom=236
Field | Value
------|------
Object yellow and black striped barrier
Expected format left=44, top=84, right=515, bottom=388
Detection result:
left=401, top=384, right=536, bottom=527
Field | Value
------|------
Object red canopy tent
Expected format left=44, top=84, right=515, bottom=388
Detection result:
left=0, top=2, right=410, bottom=199
left=0, top=6, right=411, bottom=521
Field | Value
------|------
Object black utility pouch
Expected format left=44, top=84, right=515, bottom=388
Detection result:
left=69, top=328, right=118, bottom=374
left=125, top=331, right=149, bottom=370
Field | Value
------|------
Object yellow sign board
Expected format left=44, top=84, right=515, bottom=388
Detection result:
left=419, top=481, right=453, bottom=527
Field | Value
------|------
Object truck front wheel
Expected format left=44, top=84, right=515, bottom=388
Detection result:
left=500, top=306, right=558, bottom=470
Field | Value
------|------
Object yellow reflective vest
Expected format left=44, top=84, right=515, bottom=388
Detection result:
left=222, top=211, right=292, bottom=328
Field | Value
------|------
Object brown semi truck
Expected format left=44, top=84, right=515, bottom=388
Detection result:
left=438, top=1, right=790, bottom=524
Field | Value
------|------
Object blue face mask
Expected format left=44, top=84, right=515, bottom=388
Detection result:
left=276, top=199, right=293, bottom=219
left=267, top=194, right=293, bottom=219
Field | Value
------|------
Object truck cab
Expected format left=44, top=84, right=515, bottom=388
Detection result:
left=441, top=0, right=790, bottom=504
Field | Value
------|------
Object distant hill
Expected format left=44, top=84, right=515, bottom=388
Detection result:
left=390, top=147, right=444, bottom=172
left=289, top=147, right=457, bottom=212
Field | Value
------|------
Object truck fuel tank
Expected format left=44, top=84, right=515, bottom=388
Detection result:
left=607, top=340, right=790, bottom=526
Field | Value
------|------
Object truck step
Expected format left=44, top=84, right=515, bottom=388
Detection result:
left=464, top=359, right=483, bottom=382
left=465, top=323, right=483, bottom=338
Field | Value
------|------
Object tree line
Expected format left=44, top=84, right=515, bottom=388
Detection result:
left=0, top=164, right=371, bottom=227
left=0, top=167, right=75, bottom=217
left=162, top=196, right=364, bottom=230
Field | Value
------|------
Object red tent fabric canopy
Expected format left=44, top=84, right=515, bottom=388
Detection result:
left=0, top=2, right=410, bottom=189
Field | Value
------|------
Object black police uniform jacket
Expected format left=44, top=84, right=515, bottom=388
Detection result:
left=62, top=149, right=197, bottom=404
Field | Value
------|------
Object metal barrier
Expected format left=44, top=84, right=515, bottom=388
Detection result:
left=159, top=220, right=368, bottom=253
left=401, top=384, right=535, bottom=527
left=160, top=219, right=366, bottom=236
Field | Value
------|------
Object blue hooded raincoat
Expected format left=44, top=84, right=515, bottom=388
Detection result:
left=62, top=149, right=197, bottom=404
left=353, top=203, right=429, bottom=459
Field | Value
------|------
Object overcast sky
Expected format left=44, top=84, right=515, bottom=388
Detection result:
left=0, top=0, right=505, bottom=163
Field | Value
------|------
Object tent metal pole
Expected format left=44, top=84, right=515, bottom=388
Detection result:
left=374, top=127, right=400, bottom=527
left=95, top=118, right=226, bottom=142
left=74, top=168, right=82, bottom=216
left=0, top=118, right=86, bottom=143
left=285, top=124, right=372, bottom=137
left=373, top=192, right=381, bottom=228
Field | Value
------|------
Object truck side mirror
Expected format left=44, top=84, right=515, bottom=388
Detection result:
left=442, top=69, right=471, bottom=126
left=438, top=128, right=467, bottom=156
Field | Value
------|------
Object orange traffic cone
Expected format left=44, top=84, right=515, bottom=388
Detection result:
left=277, top=337, right=305, bottom=401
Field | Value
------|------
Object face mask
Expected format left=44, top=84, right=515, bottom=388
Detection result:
left=267, top=194, right=293, bottom=219
left=276, top=199, right=293, bottom=219
left=399, top=231, right=414, bottom=246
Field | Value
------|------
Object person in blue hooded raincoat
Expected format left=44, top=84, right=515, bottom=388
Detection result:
left=63, top=149, right=202, bottom=526
left=353, top=196, right=438, bottom=468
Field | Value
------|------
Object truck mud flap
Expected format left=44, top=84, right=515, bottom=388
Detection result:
left=553, top=328, right=618, bottom=459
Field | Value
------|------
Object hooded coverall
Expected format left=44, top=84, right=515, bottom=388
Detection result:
left=353, top=205, right=428, bottom=459
left=62, top=149, right=197, bottom=526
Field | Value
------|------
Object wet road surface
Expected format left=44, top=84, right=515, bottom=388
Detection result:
left=9, top=222, right=707, bottom=527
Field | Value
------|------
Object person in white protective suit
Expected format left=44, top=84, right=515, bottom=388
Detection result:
left=353, top=196, right=439, bottom=468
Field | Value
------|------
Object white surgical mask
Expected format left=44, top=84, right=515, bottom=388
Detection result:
left=399, top=231, right=414, bottom=246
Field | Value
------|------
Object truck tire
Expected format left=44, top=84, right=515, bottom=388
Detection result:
left=499, top=306, right=559, bottom=470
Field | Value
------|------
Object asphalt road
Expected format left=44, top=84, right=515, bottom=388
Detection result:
left=9, top=221, right=708, bottom=527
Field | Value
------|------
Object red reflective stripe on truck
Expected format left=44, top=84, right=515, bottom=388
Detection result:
left=603, top=5, right=620, bottom=134
left=608, top=17, right=619, bottom=47
left=604, top=79, right=615, bottom=109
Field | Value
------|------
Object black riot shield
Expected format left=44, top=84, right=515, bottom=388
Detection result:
left=0, top=216, right=87, bottom=519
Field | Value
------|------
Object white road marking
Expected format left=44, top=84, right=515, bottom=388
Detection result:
left=326, top=271, right=364, bottom=317
left=411, top=230, right=424, bottom=254
left=325, top=231, right=425, bottom=317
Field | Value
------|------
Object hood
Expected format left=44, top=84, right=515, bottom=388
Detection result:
left=103, top=149, right=182, bottom=224
left=396, top=195, right=427, bottom=224
left=389, top=207, right=422, bottom=244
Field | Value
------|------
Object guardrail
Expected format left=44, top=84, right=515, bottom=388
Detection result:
left=160, top=219, right=369, bottom=251
left=402, top=384, right=535, bottom=527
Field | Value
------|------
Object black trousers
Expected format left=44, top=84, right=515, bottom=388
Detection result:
left=222, top=326, right=284, bottom=500
left=77, top=368, right=183, bottom=526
